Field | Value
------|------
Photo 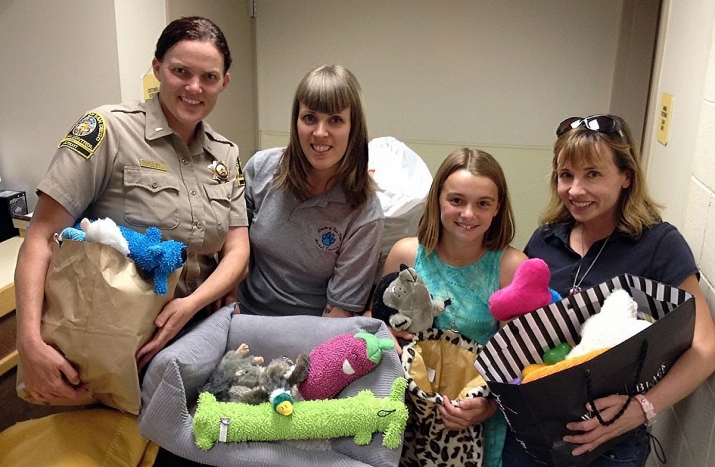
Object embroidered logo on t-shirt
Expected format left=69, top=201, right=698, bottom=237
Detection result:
left=58, top=111, right=106, bottom=160
left=315, top=226, right=342, bottom=251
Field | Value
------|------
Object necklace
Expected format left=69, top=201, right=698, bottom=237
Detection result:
left=570, top=232, right=611, bottom=295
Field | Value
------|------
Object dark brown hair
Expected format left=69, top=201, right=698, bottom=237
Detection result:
left=155, top=16, right=232, bottom=73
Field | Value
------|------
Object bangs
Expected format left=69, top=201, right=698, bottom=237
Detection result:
left=556, top=132, right=612, bottom=169
left=296, top=73, right=354, bottom=114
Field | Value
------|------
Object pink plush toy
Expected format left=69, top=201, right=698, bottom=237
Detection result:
left=298, top=333, right=394, bottom=401
left=488, top=258, right=562, bottom=321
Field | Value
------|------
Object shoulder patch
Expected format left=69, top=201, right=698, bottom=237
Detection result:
left=58, top=111, right=106, bottom=159
left=235, top=158, right=245, bottom=187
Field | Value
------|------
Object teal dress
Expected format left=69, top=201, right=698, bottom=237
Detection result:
left=414, top=244, right=506, bottom=467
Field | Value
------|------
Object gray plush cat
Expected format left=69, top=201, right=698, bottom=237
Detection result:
left=200, top=343, right=265, bottom=402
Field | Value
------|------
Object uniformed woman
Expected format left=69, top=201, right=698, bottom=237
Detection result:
left=15, top=16, right=249, bottom=403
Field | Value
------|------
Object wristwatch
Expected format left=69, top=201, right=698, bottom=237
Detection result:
left=636, top=394, right=657, bottom=426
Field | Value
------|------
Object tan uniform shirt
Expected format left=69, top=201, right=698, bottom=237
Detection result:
left=38, top=96, right=248, bottom=299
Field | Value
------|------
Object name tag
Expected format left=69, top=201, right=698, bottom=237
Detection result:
left=140, top=159, right=168, bottom=171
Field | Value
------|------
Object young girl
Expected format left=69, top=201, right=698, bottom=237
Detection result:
left=382, top=147, right=527, bottom=467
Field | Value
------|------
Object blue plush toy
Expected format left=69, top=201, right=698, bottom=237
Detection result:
left=61, top=218, right=186, bottom=295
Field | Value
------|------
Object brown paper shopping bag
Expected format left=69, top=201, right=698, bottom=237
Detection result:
left=17, top=239, right=181, bottom=414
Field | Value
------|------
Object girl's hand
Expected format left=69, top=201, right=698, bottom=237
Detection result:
left=438, top=395, right=497, bottom=430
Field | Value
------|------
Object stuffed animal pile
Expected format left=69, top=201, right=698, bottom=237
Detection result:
left=60, top=217, right=186, bottom=295
left=194, top=331, right=404, bottom=449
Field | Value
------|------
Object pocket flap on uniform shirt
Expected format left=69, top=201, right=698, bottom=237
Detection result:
left=124, top=166, right=180, bottom=194
left=203, top=183, right=231, bottom=202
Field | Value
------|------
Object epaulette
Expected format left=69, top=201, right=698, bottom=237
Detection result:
left=206, top=132, right=235, bottom=147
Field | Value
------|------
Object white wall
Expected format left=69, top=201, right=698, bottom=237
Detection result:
left=644, top=0, right=715, bottom=229
left=114, top=0, right=167, bottom=102
left=256, top=0, right=623, bottom=147
left=644, top=1, right=715, bottom=466
left=0, top=0, right=123, bottom=209
left=255, top=0, right=625, bottom=248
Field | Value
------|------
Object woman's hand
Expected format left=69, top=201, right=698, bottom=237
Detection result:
left=438, top=395, right=498, bottom=430
left=563, top=394, right=647, bottom=456
left=17, top=340, right=89, bottom=402
left=136, top=297, right=195, bottom=371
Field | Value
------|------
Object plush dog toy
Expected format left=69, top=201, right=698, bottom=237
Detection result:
left=566, top=288, right=652, bottom=359
left=488, top=258, right=562, bottom=321
left=372, top=264, right=450, bottom=333
left=298, top=333, right=394, bottom=401
left=61, top=217, right=186, bottom=295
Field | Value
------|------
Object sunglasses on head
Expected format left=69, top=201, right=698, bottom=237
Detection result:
left=556, top=115, right=625, bottom=138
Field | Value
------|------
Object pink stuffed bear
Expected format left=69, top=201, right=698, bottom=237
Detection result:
left=488, top=258, right=562, bottom=321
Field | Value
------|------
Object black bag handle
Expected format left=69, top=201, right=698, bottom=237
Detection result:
left=585, top=340, right=649, bottom=426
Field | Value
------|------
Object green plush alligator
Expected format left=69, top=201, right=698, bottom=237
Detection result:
left=193, top=377, right=408, bottom=450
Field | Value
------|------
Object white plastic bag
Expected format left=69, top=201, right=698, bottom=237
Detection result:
left=368, top=137, right=432, bottom=280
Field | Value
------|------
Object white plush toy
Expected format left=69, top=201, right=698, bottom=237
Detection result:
left=566, top=289, right=652, bottom=360
left=80, top=217, right=130, bottom=256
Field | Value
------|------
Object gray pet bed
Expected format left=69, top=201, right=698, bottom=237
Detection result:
left=139, top=308, right=404, bottom=467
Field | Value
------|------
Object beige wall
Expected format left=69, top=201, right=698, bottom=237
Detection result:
left=255, top=0, right=626, bottom=249
left=256, top=0, right=623, bottom=147
left=114, top=0, right=167, bottom=102
left=645, top=1, right=715, bottom=466
left=0, top=0, right=123, bottom=209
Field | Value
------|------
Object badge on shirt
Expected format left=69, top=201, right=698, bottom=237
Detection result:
left=315, top=226, right=342, bottom=252
left=208, top=160, right=229, bottom=183
left=235, top=159, right=245, bottom=187
left=58, top=111, right=106, bottom=160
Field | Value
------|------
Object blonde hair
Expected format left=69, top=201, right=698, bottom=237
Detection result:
left=540, top=115, right=662, bottom=237
left=418, top=148, right=515, bottom=254
left=274, top=65, right=374, bottom=206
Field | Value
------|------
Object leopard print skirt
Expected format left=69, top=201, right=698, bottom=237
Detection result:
left=400, top=329, right=489, bottom=467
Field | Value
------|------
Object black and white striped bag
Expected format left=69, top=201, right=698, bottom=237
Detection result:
left=475, top=274, right=695, bottom=467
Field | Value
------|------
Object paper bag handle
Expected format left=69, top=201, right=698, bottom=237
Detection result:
left=585, top=340, right=648, bottom=426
